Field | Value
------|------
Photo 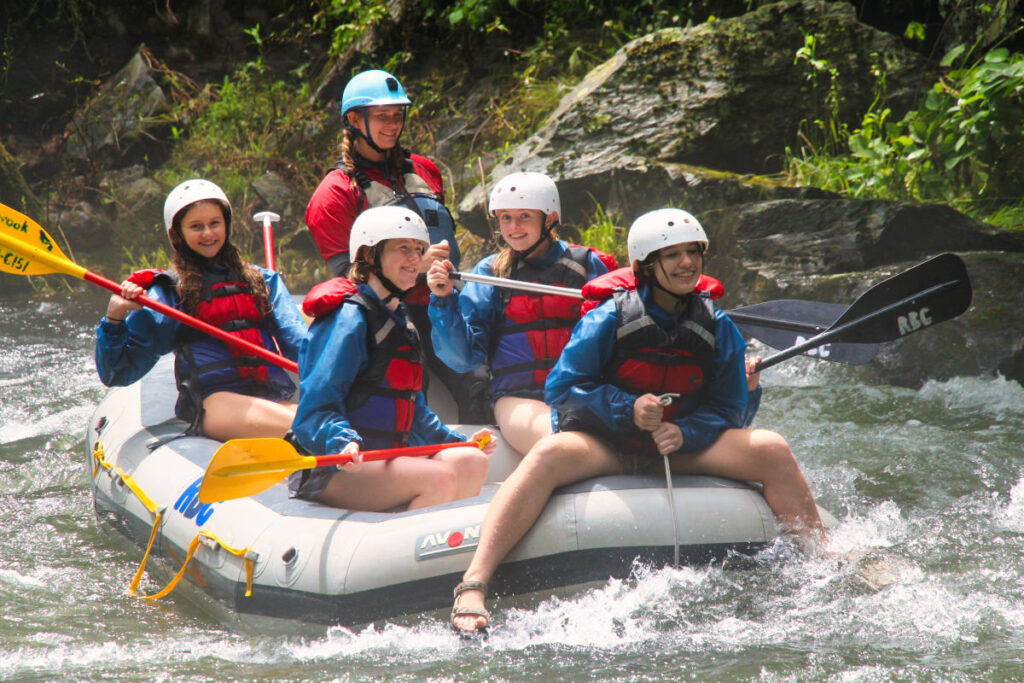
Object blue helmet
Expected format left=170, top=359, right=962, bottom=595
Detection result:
left=341, top=69, right=411, bottom=117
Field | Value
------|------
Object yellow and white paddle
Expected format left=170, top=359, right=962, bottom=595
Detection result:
left=0, top=201, right=298, bottom=373
left=198, top=433, right=492, bottom=503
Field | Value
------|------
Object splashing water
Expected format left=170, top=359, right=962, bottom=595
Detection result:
left=3, top=295, right=1024, bottom=681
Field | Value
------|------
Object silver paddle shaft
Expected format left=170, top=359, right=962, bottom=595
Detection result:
left=450, top=270, right=584, bottom=299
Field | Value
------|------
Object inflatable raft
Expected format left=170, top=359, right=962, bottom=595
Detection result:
left=87, top=355, right=835, bottom=626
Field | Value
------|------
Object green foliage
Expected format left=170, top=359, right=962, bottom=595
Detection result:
left=577, top=198, right=626, bottom=265
left=120, top=244, right=169, bottom=272
left=786, top=45, right=1024, bottom=217
left=162, top=28, right=325, bottom=198
left=793, top=31, right=847, bottom=158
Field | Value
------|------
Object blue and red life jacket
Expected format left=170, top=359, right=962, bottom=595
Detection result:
left=127, top=266, right=294, bottom=428
left=303, top=277, right=423, bottom=449
left=489, top=245, right=613, bottom=400
left=573, top=268, right=722, bottom=457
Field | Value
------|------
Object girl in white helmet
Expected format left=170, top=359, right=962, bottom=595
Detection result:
left=427, top=171, right=614, bottom=455
left=95, top=179, right=307, bottom=441
left=290, top=206, right=494, bottom=510
left=449, top=208, right=825, bottom=633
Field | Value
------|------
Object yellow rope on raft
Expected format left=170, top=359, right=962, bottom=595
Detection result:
left=92, top=441, right=256, bottom=599
left=142, top=530, right=256, bottom=600
left=92, top=441, right=159, bottom=512
left=93, top=440, right=165, bottom=594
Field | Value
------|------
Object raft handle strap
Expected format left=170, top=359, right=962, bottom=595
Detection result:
left=141, top=530, right=257, bottom=601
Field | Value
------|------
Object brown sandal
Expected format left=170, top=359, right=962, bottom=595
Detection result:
left=451, top=580, right=490, bottom=633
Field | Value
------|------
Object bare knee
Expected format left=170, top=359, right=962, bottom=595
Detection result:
left=463, top=450, right=490, bottom=481
left=751, top=430, right=801, bottom=475
left=422, top=462, right=460, bottom=502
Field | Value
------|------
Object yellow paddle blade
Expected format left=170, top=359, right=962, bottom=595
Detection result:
left=198, top=438, right=317, bottom=504
left=0, top=202, right=84, bottom=277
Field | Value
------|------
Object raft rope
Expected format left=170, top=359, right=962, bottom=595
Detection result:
left=92, top=440, right=257, bottom=600
left=662, top=454, right=680, bottom=568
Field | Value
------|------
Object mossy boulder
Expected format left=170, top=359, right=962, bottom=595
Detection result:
left=458, top=0, right=929, bottom=234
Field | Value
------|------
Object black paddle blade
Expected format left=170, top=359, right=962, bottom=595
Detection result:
left=730, top=300, right=879, bottom=365
left=829, top=253, right=973, bottom=344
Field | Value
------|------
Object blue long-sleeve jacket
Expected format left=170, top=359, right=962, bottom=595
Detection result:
left=292, top=284, right=465, bottom=456
left=94, top=266, right=306, bottom=387
left=545, top=283, right=750, bottom=454
left=428, top=240, right=609, bottom=378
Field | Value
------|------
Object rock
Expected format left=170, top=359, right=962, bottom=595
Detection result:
left=458, top=0, right=930, bottom=233
left=63, top=51, right=170, bottom=170
left=998, top=338, right=1024, bottom=388
left=713, top=198, right=1024, bottom=283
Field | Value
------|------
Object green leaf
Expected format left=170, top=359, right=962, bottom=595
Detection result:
left=941, top=45, right=966, bottom=68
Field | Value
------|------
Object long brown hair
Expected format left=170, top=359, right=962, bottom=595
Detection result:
left=169, top=199, right=271, bottom=316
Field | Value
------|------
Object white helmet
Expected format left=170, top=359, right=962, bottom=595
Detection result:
left=627, top=208, right=708, bottom=265
left=349, top=206, right=430, bottom=257
left=163, top=179, right=232, bottom=234
left=487, top=172, right=560, bottom=217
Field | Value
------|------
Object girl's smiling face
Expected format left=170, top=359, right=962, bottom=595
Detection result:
left=179, top=201, right=227, bottom=259
left=378, top=238, right=425, bottom=291
left=651, top=241, right=704, bottom=296
left=348, top=105, right=406, bottom=155
left=495, top=208, right=546, bottom=253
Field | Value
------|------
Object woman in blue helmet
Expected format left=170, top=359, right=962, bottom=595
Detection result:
left=305, top=68, right=458, bottom=278
left=306, top=68, right=485, bottom=422
left=448, top=208, right=826, bottom=633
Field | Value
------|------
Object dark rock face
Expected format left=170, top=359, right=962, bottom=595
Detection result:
left=63, top=51, right=171, bottom=172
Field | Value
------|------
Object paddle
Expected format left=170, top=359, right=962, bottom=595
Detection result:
left=198, top=435, right=491, bottom=503
left=0, top=202, right=298, bottom=374
left=451, top=270, right=878, bottom=364
left=728, top=301, right=879, bottom=365
left=754, top=253, right=972, bottom=372
left=253, top=211, right=279, bottom=271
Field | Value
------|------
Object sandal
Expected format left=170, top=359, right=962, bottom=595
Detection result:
left=451, top=580, right=490, bottom=633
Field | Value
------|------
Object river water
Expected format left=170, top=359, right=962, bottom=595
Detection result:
left=2, top=291, right=1024, bottom=682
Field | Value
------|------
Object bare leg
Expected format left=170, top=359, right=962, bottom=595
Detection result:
left=668, top=428, right=826, bottom=549
left=452, top=430, right=622, bottom=632
left=200, top=392, right=296, bottom=441
left=493, top=396, right=554, bottom=455
left=430, top=446, right=489, bottom=499
left=314, top=456, right=461, bottom=511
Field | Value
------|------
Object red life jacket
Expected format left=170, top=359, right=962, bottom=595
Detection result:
left=489, top=245, right=612, bottom=399
left=302, top=278, right=423, bottom=449
left=580, top=267, right=724, bottom=316
left=610, top=288, right=717, bottom=457
left=128, top=267, right=291, bottom=429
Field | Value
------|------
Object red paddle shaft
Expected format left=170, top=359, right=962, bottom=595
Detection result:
left=88, top=270, right=298, bottom=373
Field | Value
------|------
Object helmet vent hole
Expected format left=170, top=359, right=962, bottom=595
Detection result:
left=386, top=77, right=399, bottom=91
